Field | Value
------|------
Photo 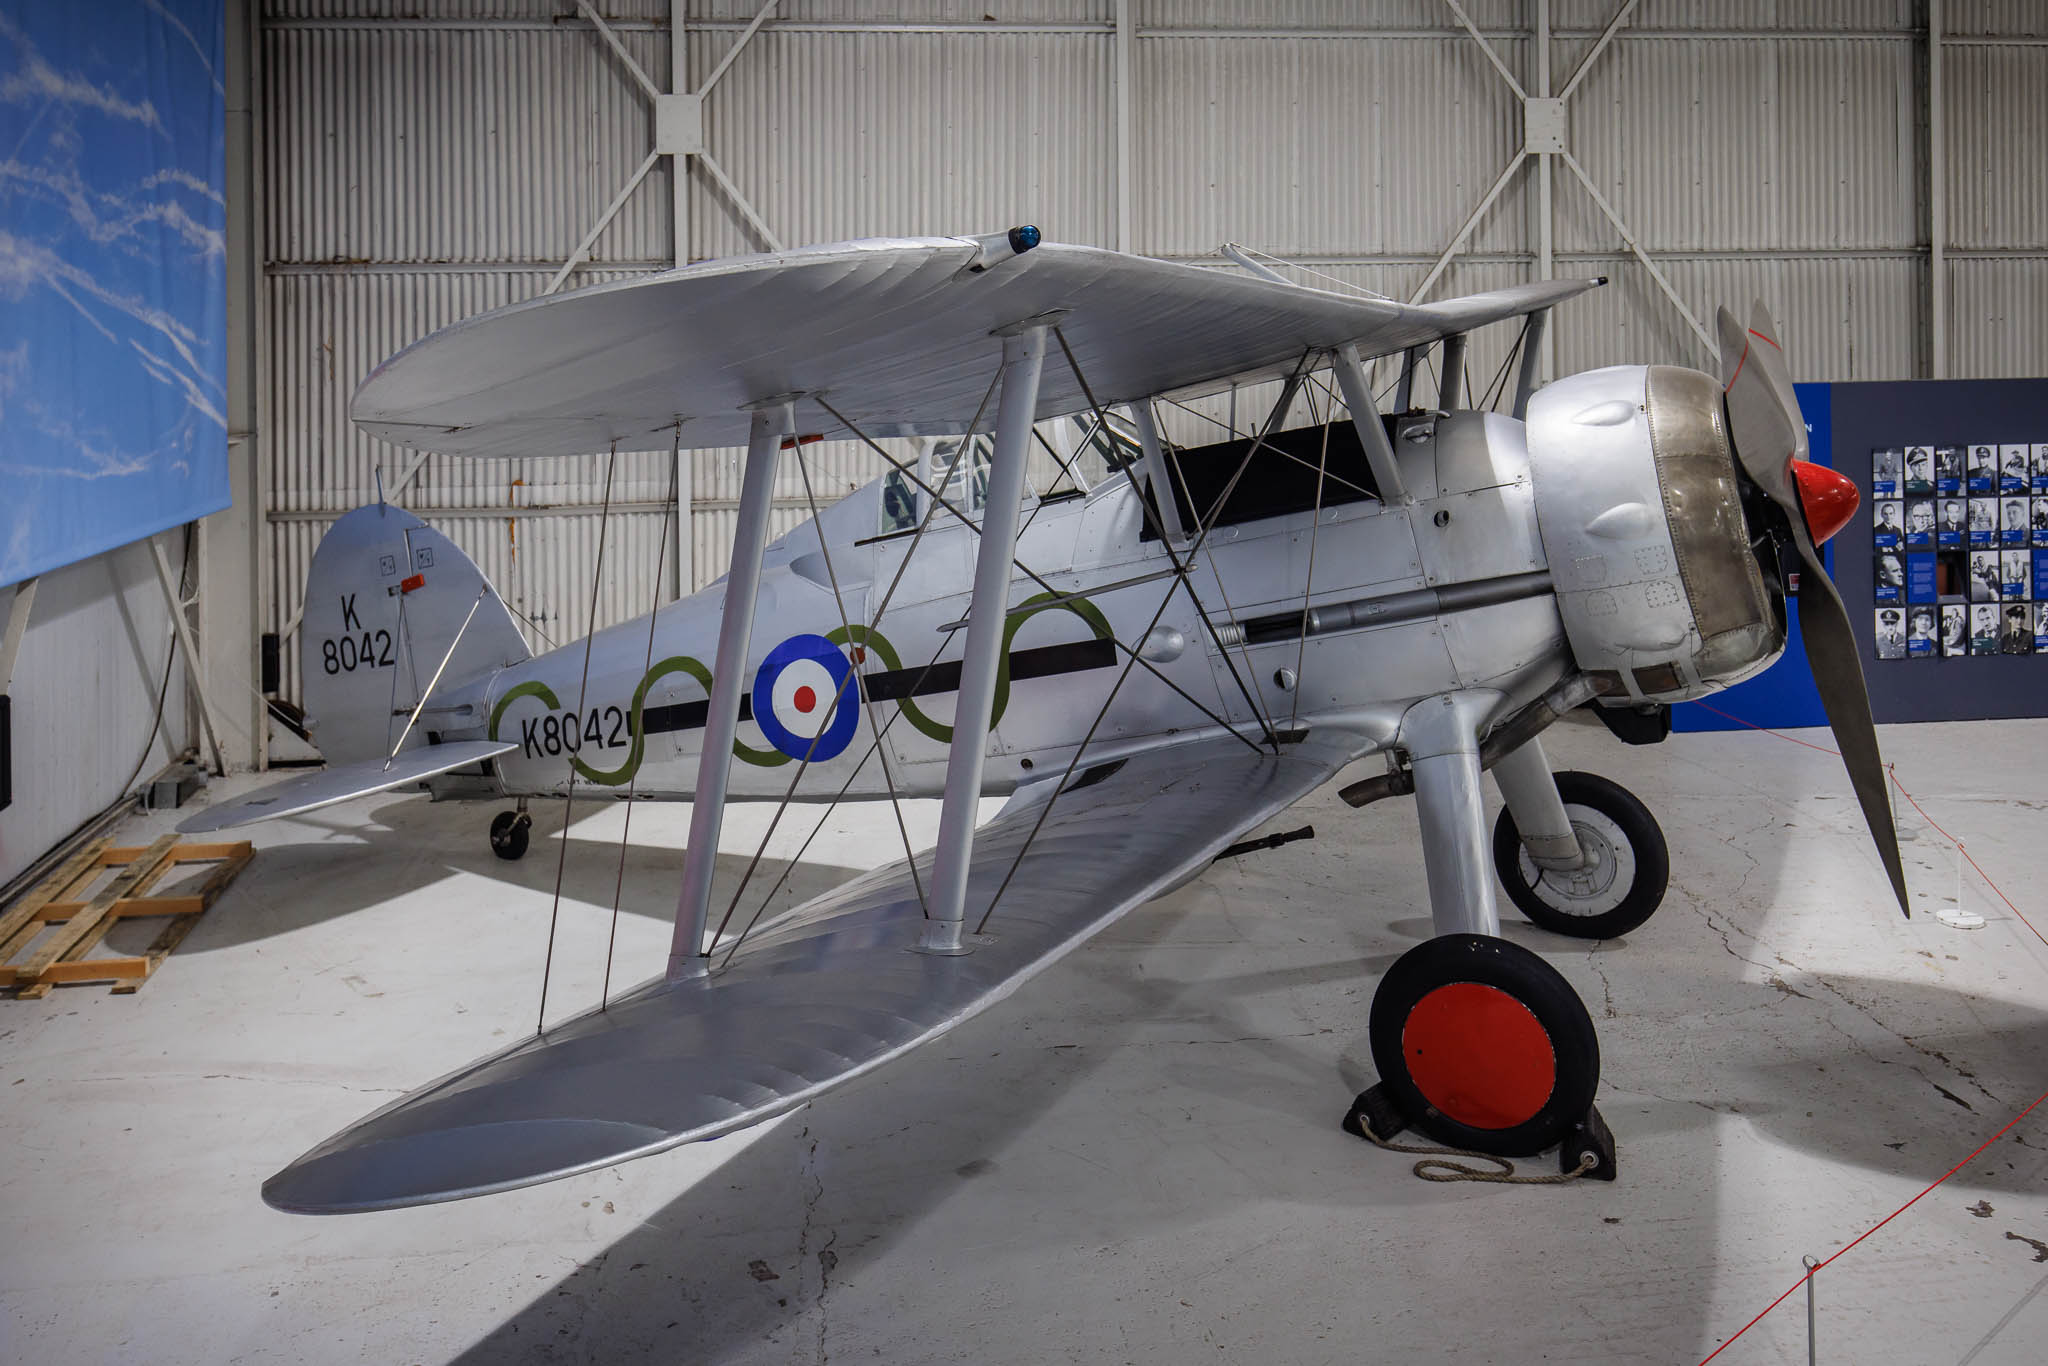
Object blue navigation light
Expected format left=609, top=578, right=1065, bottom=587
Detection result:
left=1007, top=225, right=1042, bottom=254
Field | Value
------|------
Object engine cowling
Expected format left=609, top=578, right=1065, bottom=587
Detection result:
left=1525, top=364, right=1785, bottom=704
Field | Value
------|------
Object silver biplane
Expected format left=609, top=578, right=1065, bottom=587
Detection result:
left=186, top=230, right=1903, bottom=1213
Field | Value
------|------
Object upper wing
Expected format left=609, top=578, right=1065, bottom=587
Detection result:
left=352, top=236, right=1600, bottom=457
left=261, top=729, right=1359, bottom=1213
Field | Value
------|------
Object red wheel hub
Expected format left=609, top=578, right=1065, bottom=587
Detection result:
left=1401, top=982, right=1557, bottom=1130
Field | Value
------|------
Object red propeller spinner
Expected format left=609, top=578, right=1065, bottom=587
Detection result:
left=1790, top=459, right=1858, bottom=545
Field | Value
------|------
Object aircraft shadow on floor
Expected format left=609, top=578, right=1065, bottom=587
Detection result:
left=171, top=794, right=866, bottom=954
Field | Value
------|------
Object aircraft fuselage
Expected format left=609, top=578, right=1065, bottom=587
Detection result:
left=448, top=410, right=1570, bottom=804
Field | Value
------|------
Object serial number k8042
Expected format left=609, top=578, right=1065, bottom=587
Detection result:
left=521, top=706, right=629, bottom=758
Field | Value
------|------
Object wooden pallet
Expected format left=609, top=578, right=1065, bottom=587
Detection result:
left=0, top=835, right=254, bottom=998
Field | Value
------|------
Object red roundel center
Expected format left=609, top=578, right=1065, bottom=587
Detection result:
left=793, top=685, right=817, bottom=714
left=1401, top=982, right=1556, bottom=1131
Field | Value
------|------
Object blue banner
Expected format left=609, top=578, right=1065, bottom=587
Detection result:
left=0, top=3, right=227, bottom=585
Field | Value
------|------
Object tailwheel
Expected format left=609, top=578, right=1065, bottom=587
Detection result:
left=489, top=809, right=531, bottom=861
left=1493, top=771, right=1668, bottom=940
left=1368, top=934, right=1599, bottom=1157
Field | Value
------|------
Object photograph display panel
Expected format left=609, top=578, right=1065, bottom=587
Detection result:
left=1872, top=443, right=2046, bottom=660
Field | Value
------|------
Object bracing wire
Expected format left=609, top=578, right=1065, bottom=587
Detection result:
left=1165, top=349, right=1323, bottom=748
left=1288, top=378, right=1334, bottom=729
left=975, top=346, right=1319, bottom=934
left=1229, top=243, right=1397, bottom=303
left=792, top=440, right=930, bottom=911
left=600, top=427, right=681, bottom=1010
left=814, top=395, right=1266, bottom=755
left=537, top=444, right=617, bottom=1034
left=1052, top=329, right=1281, bottom=747
left=704, top=386, right=996, bottom=965
left=1478, top=317, right=1531, bottom=413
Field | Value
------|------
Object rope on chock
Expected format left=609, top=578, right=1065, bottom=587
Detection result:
left=1354, top=1118, right=1598, bottom=1185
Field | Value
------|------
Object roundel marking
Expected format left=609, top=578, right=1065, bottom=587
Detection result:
left=752, top=634, right=858, bottom=762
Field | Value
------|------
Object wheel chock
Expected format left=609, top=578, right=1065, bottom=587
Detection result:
left=1560, top=1105, right=1618, bottom=1181
left=1341, top=1082, right=1410, bottom=1144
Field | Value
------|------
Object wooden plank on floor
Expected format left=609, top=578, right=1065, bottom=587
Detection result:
left=40, top=956, right=150, bottom=984
left=38, top=895, right=209, bottom=919
left=12, top=835, right=178, bottom=985
left=0, top=839, right=111, bottom=947
left=109, top=914, right=209, bottom=995
left=8, top=836, right=255, bottom=997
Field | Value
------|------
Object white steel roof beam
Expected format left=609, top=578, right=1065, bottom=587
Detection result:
left=692, top=151, right=783, bottom=254
left=698, top=0, right=779, bottom=98
left=1559, top=149, right=1715, bottom=359
left=1558, top=0, right=1641, bottom=103
left=1439, top=0, right=1526, bottom=101
left=576, top=0, right=662, bottom=103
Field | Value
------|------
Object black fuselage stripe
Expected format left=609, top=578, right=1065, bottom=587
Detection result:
left=633, top=637, right=1117, bottom=738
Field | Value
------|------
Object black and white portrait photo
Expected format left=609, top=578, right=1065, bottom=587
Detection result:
left=1876, top=551, right=1905, bottom=600
left=2034, top=497, right=2048, bottom=547
left=2001, top=549, right=2032, bottom=599
left=2003, top=445, right=2031, bottom=494
left=1935, top=445, right=1964, bottom=490
left=1907, top=607, right=1937, bottom=656
left=2034, top=443, right=2048, bottom=490
left=1968, top=444, right=1996, bottom=492
left=1969, top=497, right=1999, bottom=545
left=1970, top=550, right=2004, bottom=601
left=1906, top=446, right=1935, bottom=493
left=1874, top=608, right=1906, bottom=660
left=1939, top=498, right=1968, bottom=545
left=2001, top=604, right=2033, bottom=655
left=1942, top=603, right=1969, bottom=657
left=1971, top=603, right=2001, bottom=655
left=1906, top=500, right=1935, bottom=547
left=2003, top=498, right=2030, bottom=545
left=1874, top=500, right=1903, bottom=545
left=2036, top=602, right=2048, bottom=650
left=1871, top=447, right=1901, bottom=495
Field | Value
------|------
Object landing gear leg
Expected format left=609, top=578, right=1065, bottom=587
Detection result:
left=490, top=801, right=532, bottom=861
left=1348, top=694, right=1610, bottom=1168
left=1492, top=741, right=1669, bottom=940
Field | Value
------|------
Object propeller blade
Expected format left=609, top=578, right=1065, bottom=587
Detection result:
left=1716, top=303, right=1803, bottom=505
left=1720, top=298, right=1910, bottom=917
left=1791, top=537, right=1912, bottom=917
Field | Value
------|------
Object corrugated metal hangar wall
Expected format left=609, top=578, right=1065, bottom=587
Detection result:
left=248, top=1, right=2047, bottom=716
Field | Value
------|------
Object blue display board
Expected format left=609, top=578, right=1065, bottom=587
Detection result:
left=0, top=3, right=228, bottom=586
left=1673, top=381, right=1833, bottom=732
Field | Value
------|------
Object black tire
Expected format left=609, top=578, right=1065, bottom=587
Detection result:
left=489, top=810, right=531, bottom=861
left=1368, top=934, right=1599, bottom=1156
left=1493, top=770, right=1668, bottom=940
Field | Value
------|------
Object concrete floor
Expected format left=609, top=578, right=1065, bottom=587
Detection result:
left=3, top=716, right=2046, bottom=1365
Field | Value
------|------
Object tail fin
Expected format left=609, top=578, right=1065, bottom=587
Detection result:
left=301, top=504, right=530, bottom=764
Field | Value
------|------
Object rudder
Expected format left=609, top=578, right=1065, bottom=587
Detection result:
left=300, top=504, right=530, bottom=764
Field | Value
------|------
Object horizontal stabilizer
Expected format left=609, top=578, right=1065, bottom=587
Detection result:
left=176, top=741, right=518, bottom=833
left=261, top=731, right=1356, bottom=1213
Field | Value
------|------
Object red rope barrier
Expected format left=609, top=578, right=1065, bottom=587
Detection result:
left=1684, top=700, right=2048, bottom=1360
left=1684, top=700, right=2048, bottom=948
left=1696, top=1086, right=2048, bottom=1364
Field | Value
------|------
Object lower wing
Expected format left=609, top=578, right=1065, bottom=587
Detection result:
left=262, top=730, right=1359, bottom=1213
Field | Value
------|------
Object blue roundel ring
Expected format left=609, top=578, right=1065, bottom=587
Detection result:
left=752, top=634, right=859, bottom=762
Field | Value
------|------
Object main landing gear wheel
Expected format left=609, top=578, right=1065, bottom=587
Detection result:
left=489, top=810, right=531, bottom=861
left=1493, top=770, right=1668, bottom=940
left=1367, top=934, right=1599, bottom=1157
